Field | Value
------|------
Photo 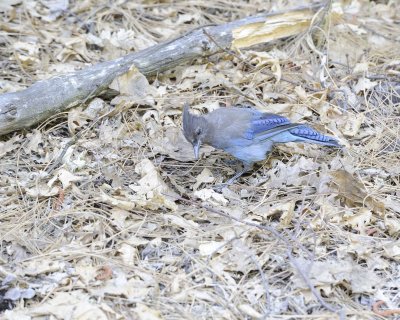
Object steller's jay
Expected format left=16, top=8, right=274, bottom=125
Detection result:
left=182, top=104, right=341, bottom=185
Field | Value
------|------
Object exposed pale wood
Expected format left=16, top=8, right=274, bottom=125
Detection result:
left=0, top=4, right=323, bottom=136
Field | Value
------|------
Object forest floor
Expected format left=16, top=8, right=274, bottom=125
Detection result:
left=0, top=0, right=399, bottom=319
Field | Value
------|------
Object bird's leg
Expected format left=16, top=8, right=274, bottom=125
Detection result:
left=213, top=162, right=253, bottom=191
left=225, top=162, right=253, bottom=185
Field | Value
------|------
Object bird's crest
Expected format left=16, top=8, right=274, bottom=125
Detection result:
left=182, top=103, right=194, bottom=141
left=182, top=103, right=208, bottom=145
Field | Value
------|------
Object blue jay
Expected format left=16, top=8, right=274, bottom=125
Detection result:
left=182, top=104, right=340, bottom=185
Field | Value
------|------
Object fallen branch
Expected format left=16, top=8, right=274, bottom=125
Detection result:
left=0, top=3, right=325, bottom=136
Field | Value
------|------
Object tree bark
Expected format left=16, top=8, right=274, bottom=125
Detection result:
left=0, top=4, right=323, bottom=136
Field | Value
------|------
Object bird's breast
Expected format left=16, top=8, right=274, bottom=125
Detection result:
left=224, top=140, right=273, bottom=163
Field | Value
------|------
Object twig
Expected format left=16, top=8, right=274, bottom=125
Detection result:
left=205, top=230, right=247, bottom=264
left=362, top=25, right=400, bottom=43
left=249, top=253, right=271, bottom=317
left=45, top=136, right=77, bottom=174
left=309, top=0, right=332, bottom=31
left=372, top=300, right=400, bottom=317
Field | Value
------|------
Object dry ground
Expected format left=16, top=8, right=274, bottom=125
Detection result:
left=0, top=0, right=399, bottom=319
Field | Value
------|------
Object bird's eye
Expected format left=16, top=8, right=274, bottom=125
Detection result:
left=195, top=128, right=202, bottom=135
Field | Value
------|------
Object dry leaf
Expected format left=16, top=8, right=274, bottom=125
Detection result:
left=383, top=242, right=400, bottom=261
left=163, top=214, right=199, bottom=229
left=25, top=183, right=59, bottom=198
left=238, top=304, right=262, bottom=319
left=384, top=216, right=400, bottom=235
left=250, top=201, right=295, bottom=226
left=199, top=241, right=225, bottom=256
left=134, top=304, right=162, bottom=320
left=17, top=259, right=65, bottom=277
left=343, top=208, right=372, bottom=231
left=247, top=51, right=282, bottom=82
left=178, top=64, right=229, bottom=90
left=293, top=258, right=382, bottom=294
left=0, top=0, right=22, bottom=11
left=48, top=168, right=84, bottom=189
left=24, top=130, right=43, bottom=153
left=0, top=135, right=21, bottom=158
left=68, top=106, right=90, bottom=134
left=117, top=243, right=138, bottom=266
left=193, top=168, right=215, bottom=190
left=193, top=188, right=228, bottom=206
left=99, top=190, right=135, bottom=211
left=339, top=113, right=364, bottom=137
left=330, top=170, right=385, bottom=215
left=354, top=77, right=377, bottom=93
left=20, top=291, right=122, bottom=319
left=109, top=65, right=157, bottom=105
left=90, top=270, right=151, bottom=300
left=129, top=158, right=178, bottom=211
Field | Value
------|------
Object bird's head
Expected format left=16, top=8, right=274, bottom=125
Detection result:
left=182, top=104, right=209, bottom=159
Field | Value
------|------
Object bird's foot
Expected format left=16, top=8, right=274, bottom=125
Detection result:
left=212, top=176, right=239, bottom=192
left=212, top=183, right=229, bottom=192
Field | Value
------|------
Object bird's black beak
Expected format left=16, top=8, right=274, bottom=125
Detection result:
left=193, top=140, right=200, bottom=160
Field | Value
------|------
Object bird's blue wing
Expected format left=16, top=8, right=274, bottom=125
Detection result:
left=244, top=113, right=293, bottom=139
left=251, top=113, right=291, bottom=134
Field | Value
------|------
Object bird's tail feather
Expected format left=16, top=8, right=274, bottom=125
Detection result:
left=256, top=123, right=341, bottom=147
left=288, top=125, right=341, bottom=147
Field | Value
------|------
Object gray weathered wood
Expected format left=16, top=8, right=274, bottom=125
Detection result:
left=0, top=4, right=322, bottom=135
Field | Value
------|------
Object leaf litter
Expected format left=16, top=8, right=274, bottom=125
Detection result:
left=0, top=0, right=400, bottom=319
